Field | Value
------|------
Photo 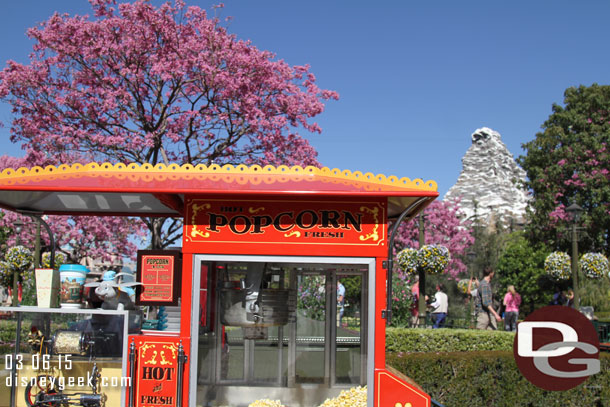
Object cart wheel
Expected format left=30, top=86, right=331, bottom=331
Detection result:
left=24, top=375, right=60, bottom=407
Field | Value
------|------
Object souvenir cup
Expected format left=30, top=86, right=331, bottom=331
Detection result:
left=59, top=264, right=89, bottom=308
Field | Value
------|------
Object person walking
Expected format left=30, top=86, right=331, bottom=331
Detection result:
left=429, top=283, right=448, bottom=328
left=474, top=268, right=502, bottom=330
left=409, top=275, right=420, bottom=328
left=503, top=285, right=521, bottom=332
left=467, top=277, right=479, bottom=298
left=337, top=280, right=346, bottom=326
left=565, top=288, right=575, bottom=308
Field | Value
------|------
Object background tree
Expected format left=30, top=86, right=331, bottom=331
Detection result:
left=518, top=84, right=610, bottom=254
left=580, top=277, right=610, bottom=313
left=0, top=155, right=146, bottom=265
left=0, top=0, right=338, bottom=249
left=495, top=232, right=553, bottom=316
left=394, top=199, right=475, bottom=280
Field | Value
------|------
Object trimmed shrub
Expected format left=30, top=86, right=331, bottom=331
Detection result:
left=386, top=327, right=515, bottom=353
left=387, top=351, right=610, bottom=407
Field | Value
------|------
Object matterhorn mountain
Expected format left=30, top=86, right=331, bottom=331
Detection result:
left=444, top=127, right=530, bottom=226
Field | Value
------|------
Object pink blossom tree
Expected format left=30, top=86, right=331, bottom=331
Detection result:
left=0, top=0, right=338, bottom=249
left=393, top=199, right=475, bottom=279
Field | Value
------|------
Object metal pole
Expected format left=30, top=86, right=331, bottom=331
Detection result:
left=12, top=223, right=22, bottom=307
left=176, top=340, right=188, bottom=406
left=34, top=220, right=41, bottom=269
left=10, top=312, right=22, bottom=407
left=18, top=211, right=55, bottom=270
left=418, top=214, right=426, bottom=327
left=128, top=339, right=136, bottom=407
left=571, top=221, right=580, bottom=309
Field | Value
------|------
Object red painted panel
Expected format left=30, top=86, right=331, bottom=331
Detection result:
left=375, top=261, right=387, bottom=370
left=180, top=255, right=193, bottom=338
left=375, top=368, right=431, bottom=407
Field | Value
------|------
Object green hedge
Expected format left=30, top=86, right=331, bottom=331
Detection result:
left=595, top=311, right=610, bottom=322
left=387, top=351, right=610, bottom=407
left=386, top=327, right=515, bottom=353
left=0, top=320, right=31, bottom=354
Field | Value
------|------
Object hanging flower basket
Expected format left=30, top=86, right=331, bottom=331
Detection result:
left=457, top=278, right=475, bottom=295
left=580, top=252, right=609, bottom=279
left=6, top=245, right=33, bottom=273
left=545, top=251, right=571, bottom=280
left=397, top=248, right=419, bottom=275
left=42, top=252, right=66, bottom=270
left=418, top=244, right=450, bottom=274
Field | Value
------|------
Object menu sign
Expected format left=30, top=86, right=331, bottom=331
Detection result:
left=136, top=250, right=181, bottom=306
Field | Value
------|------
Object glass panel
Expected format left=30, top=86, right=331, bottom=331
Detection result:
left=197, top=262, right=215, bottom=384
left=194, top=258, right=369, bottom=407
left=295, top=273, right=326, bottom=383
left=221, top=327, right=244, bottom=380
left=335, top=273, right=363, bottom=385
left=0, top=308, right=127, bottom=407
left=214, top=262, right=295, bottom=384
left=252, top=325, right=287, bottom=384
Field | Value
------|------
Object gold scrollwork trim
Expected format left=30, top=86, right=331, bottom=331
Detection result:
left=0, top=162, right=437, bottom=191
left=284, top=231, right=301, bottom=238
left=159, top=351, right=171, bottom=365
left=163, top=344, right=178, bottom=360
left=139, top=343, right=154, bottom=362
left=359, top=206, right=380, bottom=242
left=248, top=206, right=265, bottom=214
left=145, top=350, right=158, bottom=365
left=190, top=203, right=211, bottom=239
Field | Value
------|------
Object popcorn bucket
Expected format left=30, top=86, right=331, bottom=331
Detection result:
left=35, top=268, right=60, bottom=308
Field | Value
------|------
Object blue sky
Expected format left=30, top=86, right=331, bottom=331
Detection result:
left=1, top=1, right=609, bottom=196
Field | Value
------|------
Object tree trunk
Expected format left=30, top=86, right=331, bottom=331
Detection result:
left=151, top=217, right=165, bottom=250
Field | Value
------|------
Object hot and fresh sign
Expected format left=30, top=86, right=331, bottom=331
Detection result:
left=184, top=198, right=386, bottom=247
left=135, top=340, right=179, bottom=407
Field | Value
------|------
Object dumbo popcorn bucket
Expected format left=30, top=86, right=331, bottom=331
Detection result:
left=59, top=264, right=89, bottom=308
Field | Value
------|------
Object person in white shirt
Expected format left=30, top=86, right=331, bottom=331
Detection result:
left=337, top=281, right=346, bottom=326
left=429, top=283, right=448, bottom=328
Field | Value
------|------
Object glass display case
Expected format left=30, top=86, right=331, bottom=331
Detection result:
left=192, top=257, right=371, bottom=407
left=0, top=306, right=129, bottom=407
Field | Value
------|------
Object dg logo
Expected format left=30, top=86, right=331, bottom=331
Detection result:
left=514, top=305, right=600, bottom=391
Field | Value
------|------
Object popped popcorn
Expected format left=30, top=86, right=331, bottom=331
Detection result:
left=319, top=386, right=367, bottom=407
left=248, top=399, right=285, bottom=407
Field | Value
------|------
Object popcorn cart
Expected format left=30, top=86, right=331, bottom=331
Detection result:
left=0, top=163, right=438, bottom=407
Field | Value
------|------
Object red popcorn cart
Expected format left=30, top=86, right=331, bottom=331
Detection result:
left=0, top=163, right=438, bottom=407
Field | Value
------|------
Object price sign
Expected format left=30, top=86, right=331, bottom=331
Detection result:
left=136, top=250, right=181, bottom=306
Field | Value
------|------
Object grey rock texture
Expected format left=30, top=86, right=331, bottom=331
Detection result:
left=444, top=127, right=530, bottom=226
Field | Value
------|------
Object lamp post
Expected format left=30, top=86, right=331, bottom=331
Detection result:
left=12, top=218, right=24, bottom=306
left=18, top=210, right=56, bottom=270
left=417, top=213, right=426, bottom=327
left=566, top=202, right=584, bottom=309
